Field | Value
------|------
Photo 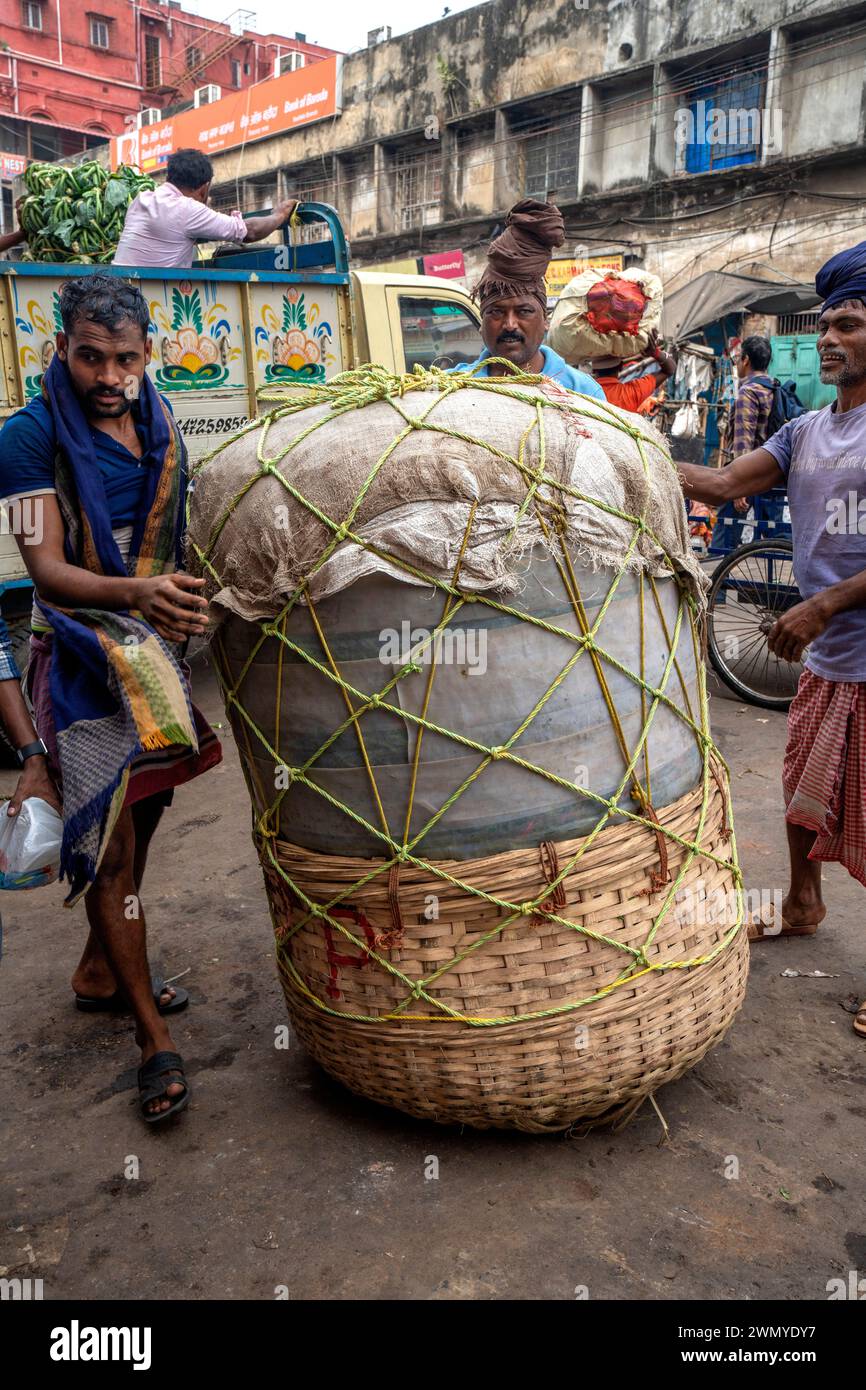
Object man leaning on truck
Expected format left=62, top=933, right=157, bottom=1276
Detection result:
left=0, top=275, right=222, bottom=1125
left=113, top=148, right=298, bottom=270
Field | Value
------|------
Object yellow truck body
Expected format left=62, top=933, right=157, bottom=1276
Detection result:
left=0, top=205, right=482, bottom=642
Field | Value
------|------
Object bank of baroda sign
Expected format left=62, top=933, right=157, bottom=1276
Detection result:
left=112, top=56, right=343, bottom=172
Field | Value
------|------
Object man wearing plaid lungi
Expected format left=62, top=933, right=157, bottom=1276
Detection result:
left=676, top=242, right=866, bottom=1038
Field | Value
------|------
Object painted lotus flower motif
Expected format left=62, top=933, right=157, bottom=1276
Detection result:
left=273, top=329, right=321, bottom=373
left=162, top=328, right=221, bottom=374
left=151, top=285, right=233, bottom=390
left=260, top=291, right=332, bottom=384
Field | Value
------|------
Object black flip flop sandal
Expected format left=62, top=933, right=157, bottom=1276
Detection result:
left=75, top=973, right=189, bottom=1015
left=138, top=1051, right=190, bottom=1125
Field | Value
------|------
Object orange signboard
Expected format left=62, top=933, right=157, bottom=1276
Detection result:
left=112, top=55, right=343, bottom=173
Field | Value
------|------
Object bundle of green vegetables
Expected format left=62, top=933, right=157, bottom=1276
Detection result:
left=19, top=161, right=155, bottom=264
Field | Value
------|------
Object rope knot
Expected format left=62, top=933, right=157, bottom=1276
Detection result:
left=519, top=901, right=535, bottom=917
left=334, top=523, right=349, bottom=543
left=400, top=661, right=421, bottom=678
left=489, top=745, right=506, bottom=760
left=369, top=693, right=381, bottom=708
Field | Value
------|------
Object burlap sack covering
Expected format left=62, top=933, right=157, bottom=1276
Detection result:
left=548, top=267, right=664, bottom=364
left=188, top=378, right=704, bottom=624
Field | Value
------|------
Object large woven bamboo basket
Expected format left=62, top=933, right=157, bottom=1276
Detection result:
left=188, top=365, right=749, bottom=1132
left=260, top=771, right=746, bottom=1131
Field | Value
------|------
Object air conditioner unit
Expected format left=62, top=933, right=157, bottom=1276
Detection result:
left=274, top=50, right=305, bottom=77
left=194, top=84, right=221, bottom=107
left=137, top=108, right=162, bottom=128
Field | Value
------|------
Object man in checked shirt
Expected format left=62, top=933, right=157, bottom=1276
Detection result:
left=711, top=335, right=776, bottom=550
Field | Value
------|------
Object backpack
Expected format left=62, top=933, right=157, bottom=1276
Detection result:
left=750, top=374, right=806, bottom=439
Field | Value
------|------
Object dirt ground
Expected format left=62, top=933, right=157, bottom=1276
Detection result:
left=1, top=650, right=864, bottom=1302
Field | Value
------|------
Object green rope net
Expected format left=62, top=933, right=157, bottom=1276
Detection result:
left=188, top=362, right=742, bottom=1029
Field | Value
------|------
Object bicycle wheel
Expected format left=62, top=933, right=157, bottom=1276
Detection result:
left=707, top=539, right=803, bottom=710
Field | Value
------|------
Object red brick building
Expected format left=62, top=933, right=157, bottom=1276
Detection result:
left=0, top=1, right=335, bottom=164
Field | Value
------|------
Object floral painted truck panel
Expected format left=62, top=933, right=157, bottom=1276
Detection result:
left=251, top=284, right=338, bottom=386
left=9, top=274, right=344, bottom=464
left=150, top=282, right=244, bottom=391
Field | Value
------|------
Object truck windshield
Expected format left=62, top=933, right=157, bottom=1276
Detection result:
left=397, top=295, right=481, bottom=371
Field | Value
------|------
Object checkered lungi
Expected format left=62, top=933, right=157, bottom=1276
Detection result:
left=783, top=669, right=866, bottom=888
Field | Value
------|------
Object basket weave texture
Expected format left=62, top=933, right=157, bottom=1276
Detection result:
left=265, top=773, right=746, bottom=1131
left=188, top=364, right=748, bottom=1132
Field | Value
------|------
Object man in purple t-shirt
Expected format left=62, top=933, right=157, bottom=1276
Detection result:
left=677, top=284, right=866, bottom=1039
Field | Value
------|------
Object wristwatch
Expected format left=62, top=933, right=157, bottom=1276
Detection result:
left=15, top=738, right=48, bottom=766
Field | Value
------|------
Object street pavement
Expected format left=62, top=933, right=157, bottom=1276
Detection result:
left=1, top=649, right=864, bottom=1301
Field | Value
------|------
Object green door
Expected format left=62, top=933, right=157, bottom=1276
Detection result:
left=769, top=334, right=835, bottom=410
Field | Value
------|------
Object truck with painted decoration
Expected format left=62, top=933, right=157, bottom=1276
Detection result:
left=0, top=204, right=482, bottom=669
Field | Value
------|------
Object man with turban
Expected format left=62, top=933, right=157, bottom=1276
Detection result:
left=673, top=240, right=866, bottom=1038
left=452, top=199, right=605, bottom=399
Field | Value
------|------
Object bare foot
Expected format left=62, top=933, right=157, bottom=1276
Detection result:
left=748, top=895, right=827, bottom=942
left=779, top=893, right=826, bottom=930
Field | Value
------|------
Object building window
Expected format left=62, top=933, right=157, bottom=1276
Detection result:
left=393, top=148, right=442, bottom=230
left=22, top=1, right=43, bottom=30
left=777, top=310, right=821, bottom=335
left=186, top=45, right=203, bottom=73
left=231, top=59, right=241, bottom=86
left=682, top=70, right=765, bottom=173
left=210, top=185, right=239, bottom=215
left=522, top=121, right=579, bottom=200
left=287, top=166, right=333, bottom=242
left=144, top=33, right=161, bottom=88
left=90, top=16, right=111, bottom=50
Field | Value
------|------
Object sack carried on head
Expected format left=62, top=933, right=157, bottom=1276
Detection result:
left=548, top=266, right=663, bottom=363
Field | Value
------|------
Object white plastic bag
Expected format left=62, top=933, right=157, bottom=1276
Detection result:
left=0, top=796, right=62, bottom=890
left=671, top=401, right=700, bottom=439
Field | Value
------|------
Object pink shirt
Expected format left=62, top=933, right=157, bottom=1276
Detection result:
left=113, top=182, right=248, bottom=268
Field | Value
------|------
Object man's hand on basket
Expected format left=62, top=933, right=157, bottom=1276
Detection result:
left=134, top=574, right=209, bottom=644
left=767, top=595, right=830, bottom=663
left=733, top=496, right=750, bottom=513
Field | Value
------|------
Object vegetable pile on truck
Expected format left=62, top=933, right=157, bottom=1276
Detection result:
left=0, top=203, right=482, bottom=668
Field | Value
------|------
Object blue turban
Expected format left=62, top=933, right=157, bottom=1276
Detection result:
left=815, top=240, right=866, bottom=311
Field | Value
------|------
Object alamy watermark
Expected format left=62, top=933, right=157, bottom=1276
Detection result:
left=379, top=620, right=487, bottom=675
left=674, top=102, right=783, bottom=156
left=825, top=492, right=866, bottom=534
left=673, top=877, right=781, bottom=930
left=0, top=495, right=44, bottom=546
left=0, top=1276, right=44, bottom=1300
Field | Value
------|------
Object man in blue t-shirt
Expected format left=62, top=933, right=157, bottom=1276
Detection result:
left=674, top=270, right=866, bottom=1040
left=0, top=275, right=213, bottom=1122
left=452, top=197, right=604, bottom=400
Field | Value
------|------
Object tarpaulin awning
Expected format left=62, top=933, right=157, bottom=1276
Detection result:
left=663, top=270, right=821, bottom=341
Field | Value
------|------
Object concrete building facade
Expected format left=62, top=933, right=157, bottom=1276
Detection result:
left=199, top=0, right=866, bottom=304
